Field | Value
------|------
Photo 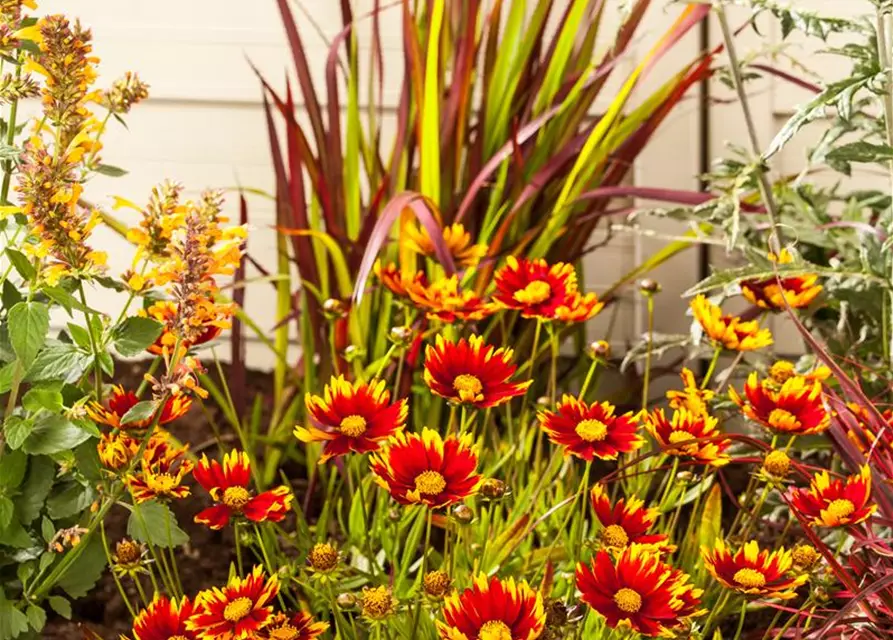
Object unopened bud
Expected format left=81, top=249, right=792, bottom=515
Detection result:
left=423, top=570, right=452, bottom=599
left=586, top=340, right=611, bottom=360
left=389, top=326, right=414, bottom=347
left=763, top=450, right=791, bottom=478
left=452, top=504, right=474, bottom=524
left=480, top=478, right=509, bottom=501
left=323, top=298, right=348, bottom=320
left=343, top=345, right=366, bottom=363
left=638, top=279, right=661, bottom=295
left=336, top=592, right=357, bottom=610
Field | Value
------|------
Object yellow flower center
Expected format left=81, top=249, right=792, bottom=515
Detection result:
left=114, top=540, right=141, bottom=565
left=269, top=625, right=299, bottom=640
left=414, top=470, right=447, bottom=495
left=513, top=280, right=552, bottom=305
left=792, top=544, right=820, bottom=568
left=668, top=431, right=693, bottom=445
left=478, top=620, right=513, bottom=640
left=602, top=524, right=629, bottom=548
left=339, top=414, right=367, bottom=437
left=733, top=568, right=766, bottom=589
left=149, top=472, right=179, bottom=494
left=362, top=586, right=395, bottom=619
left=763, top=450, right=791, bottom=477
left=768, top=408, right=800, bottom=432
left=575, top=418, right=608, bottom=442
left=223, top=596, right=253, bottom=622
left=827, top=498, right=855, bottom=520
left=453, top=374, right=483, bottom=402
left=613, top=588, right=642, bottom=613
left=423, top=570, right=452, bottom=598
left=770, top=361, right=796, bottom=383
left=308, top=542, right=339, bottom=572
left=222, top=486, right=251, bottom=510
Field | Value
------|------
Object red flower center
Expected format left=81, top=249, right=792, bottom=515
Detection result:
left=453, top=374, right=483, bottom=402
left=575, top=419, right=608, bottom=442
left=223, top=596, right=253, bottom=622
left=827, top=498, right=855, bottom=520
left=613, top=588, right=642, bottom=613
left=223, top=486, right=251, bottom=511
left=602, top=524, right=629, bottom=548
left=733, top=568, right=766, bottom=588
left=339, top=414, right=367, bottom=437
left=478, top=620, right=513, bottom=640
left=513, top=280, right=552, bottom=305
left=414, top=470, right=447, bottom=495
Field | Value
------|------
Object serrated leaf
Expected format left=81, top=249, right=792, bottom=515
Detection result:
left=16, top=561, right=34, bottom=586
left=22, top=414, right=91, bottom=455
left=17, top=456, right=54, bottom=524
left=0, top=590, right=29, bottom=640
left=25, top=604, right=46, bottom=631
left=0, top=449, right=27, bottom=487
left=40, top=286, right=94, bottom=315
left=47, top=483, right=94, bottom=519
left=0, top=361, right=14, bottom=394
left=57, top=535, right=106, bottom=598
left=621, top=333, right=692, bottom=372
left=47, top=595, right=71, bottom=620
left=73, top=441, right=102, bottom=484
left=121, top=400, right=158, bottom=426
left=65, top=323, right=92, bottom=350
left=5, top=247, right=35, bottom=280
left=826, top=141, right=893, bottom=165
left=1, top=279, right=21, bottom=309
left=26, top=343, right=92, bottom=383
left=22, top=387, right=63, bottom=413
left=127, top=500, right=188, bottom=548
left=112, top=317, right=162, bottom=357
left=4, top=415, right=33, bottom=450
left=8, top=301, right=49, bottom=368
left=0, top=496, right=13, bottom=531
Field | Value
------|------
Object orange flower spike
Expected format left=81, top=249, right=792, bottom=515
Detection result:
left=370, top=428, right=481, bottom=509
left=131, top=594, right=197, bottom=640
left=690, top=294, right=773, bottom=352
left=701, top=540, right=808, bottom=599
left=788, top=465, right=877, bottom=527
left=187, top=566, right=279, bottom=639
left=193, top=450, right=292, bottom=530
left=296, top=376, right=408, bottom=463
left=576, top=546, right=704, bottom=637
left=741, top=249, right=822, bottom=311
left=424, top=335, right=532, bottom=409
left=142, top=300, right=225, bottom=355
left=646, top=408, right=731, bottom=467
left=590, top=484, right=671, bottom=552
left=437, top=574, right=545, bottom=640
left=729, top=371, right=830, bottom=436
left=538, top=395, right=644, bottom=461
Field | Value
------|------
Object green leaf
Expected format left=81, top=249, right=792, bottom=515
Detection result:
left=1, top=279, right=21, bottom=309
left=47, top=596, right=71, bottom=620
left=73, top=441, right=103, bottom=484
left=57, top=535, right=106, bottom=598
left=47, top=483, right=95, bottom=520
left=0, top=496, right=13, bottom=531
left=65, top=323, right=92, bottom=350
left=348, top=485, right=365, bottom=543
left=699, top=483, right=723, bottom=551
left=40, top=515, right=54, bottom=543
left=8, top=301, right=49, bottom=368
left=0, top=449, right=27, bottom=487
left=94, top=163, right=128, bottom=177
left=16, top=561, right=34, bottom=586
left=0, top=589, right=29, bottom=640
left=0, top=361, right=15, bottom=394
left=4, top=415, right=33, bottom=450
left=22, top=388, right=63, bottom=413
left=1, top=517, right=34, bottom=548
left=826, top=141, right=893, bottom=165
left=112, top=316, right=162, bottom=357
left=16, top=456, right=54, bottom=524
left=5, top=248, right=35, bottom=280
left=26, top=343, right=92, bottom=383
left=41, top=286, right=94, bottom=315
left=25, top=604, right=45, bottom=632
left=127, top=500, right=188, bottom=548
left=22, top=414, right=91, bottom=455
left=121, top=400, right=158, bottom=426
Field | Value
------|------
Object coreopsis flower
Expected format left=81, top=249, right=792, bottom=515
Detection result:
left=646, top=408, right=730, bottom=466
left=701, top=540, right=808, bottom=599
left=576, top=546, right=703, bottom=637
left=87, top=386, right=191, bottom=430
left=791, top=544, right=821, bottom=571
left=360, top=586, right=397, bottom=623
left=766, top=360, right=830, bottom=387
left=296, top=376, right=408, bottom=463
left=98, top=432, right=141, bottom=472
left=493, top=256, right=603, bottom=322
left=374, top=260, right=427, bottom=298
left=762, top=450, right=792, bottom=480
left=729, top=371, right=829, bottom=436
left=256, top=612, right=329, bottom=640
left=404, top=221, right=487, bottom=268
left=690, top=294, right=773, bottom=351
left=126, top=437, right=193, bottom=503
left=788, top=465, right=876, bottom=527
left=131, top=594, right=197, bottom=640
left=666, top=368, right=714, bottom=415
left=306, top=542, right=341, bottom=579
left=423, top=570, right=453, bottom=599
left=370, top=428, right=481, bottom=508
left=406, top=275, right=495, bottom=322
left=99, top=71, right=149, bottom=114
left=423, top=335, right=532, bottom=408
left=538, top=395, right=644, bottom=461
left=187, top=566, right=279, bottom=639
left=590, top=484, right=670, bottom=551
left=193, top=450, right=292, bottom=530
left=112, top=538, right=148, bottom=578
left=143, top=300, right=225, bottom=355
left=740, top=249, right=822, bottom=311
left=437, top=575, right=545, bottom=640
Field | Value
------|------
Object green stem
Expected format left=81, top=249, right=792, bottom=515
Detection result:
left=410, top=509, right=433, bottom=640
left=234, top=520, right=244, bottom=575
left=78, top=283, right=103, bottom=399
left=100, top=520, right=138, bottom=617
left=701, top=346, right=722, bottom=390
left=732, top=599, right=748, bottom=640
left=0, top=59, right=20, bottom=204
left=642, top=295, right=655, bottom=412
left=578, top=358, right=599, bottom=401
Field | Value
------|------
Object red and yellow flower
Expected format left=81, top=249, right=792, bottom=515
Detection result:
left=729, top=371, right=829, bottom=435
left=437, top=574, right=545, bottom=640
left=538, top=395, right=644, bottom=461
left=839, top=402, right=893, bottom=453
left=701, top=540, right=808, bottom=599
left=590, top=484, right=670, bottom=552
left=646, top=408, right=730, bottom=466
left=256, top=612, right=329, bottom=640
left=126, top=436, right=193, bottom=503
left=666, top=368, right=714, bottom=416
left=296, top=376, right=408, bottom=463
left=193, top=450, right=292, bottom=530
left=142, top=300, right=226, bottom=355
left=788, top=465, right=876, bottom=527
left=404, top=221, right=487, bottom=268
left=131, top=594, right=196, bottom=640
left=576, top=546, right=703, bottom=637
left=424, top=335, right=532, bottom=408
left=187, top=566, right=279, bottom=639
left=87, top=385, right=191, bottom=430
left=690, top=294, right=773, bottom=351
left=740, top=249, right=822, bottom=311
left=406, top=275, right=495, bottom=322
left=493, top=256, right=603, bottom=322
left=370, top=428, right=481, bottom=509
left=374, top=260, right=428, bottom=299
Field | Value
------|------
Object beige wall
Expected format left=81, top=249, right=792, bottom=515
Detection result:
left=33, top=0, right=875, bottom=369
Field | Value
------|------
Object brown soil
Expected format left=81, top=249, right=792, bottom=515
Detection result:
left=42, top=359, right=276, bottom=639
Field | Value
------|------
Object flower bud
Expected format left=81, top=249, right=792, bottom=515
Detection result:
left=336, top=592, right=357, bottom=610
left=763, top=450, right=791, bottom=478
left=423, top=570, right=452, bottom=599
left=586, top=340, right=611, bottom=361
left=389, top=326, right=414, bottom=347
left=792, top=544, right=821, bottom=570
left=480, top=478, right=509, bottom=501
left=323, top=298, right=348, bottom=320
left=452, top=504, right=474, bottom=524
left=307, top=542, right=340, bottom=573
left=343, top=345, right=366, bottom=363
left=638, top=279, right=661, bottom=296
